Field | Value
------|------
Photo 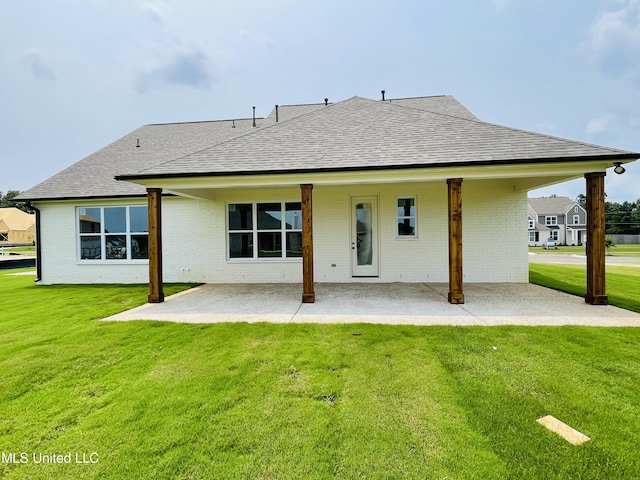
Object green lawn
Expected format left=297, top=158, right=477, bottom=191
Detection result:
left=1, top=270, right=640, bottom=479
left=529, top=263, right=640, bottom=314
left=529, top=244, right=640, bottom=257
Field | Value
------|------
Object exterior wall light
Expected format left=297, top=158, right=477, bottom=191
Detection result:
left=613, top=162, right=626, bottom=174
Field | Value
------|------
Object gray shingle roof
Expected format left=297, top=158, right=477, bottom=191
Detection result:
left=123, top=96, right=636, bottom=179
left=18, top=118, right=262, bottom=200
left=266, top=103, right=328, bottom=122
left=18, top=94, right=638, bottom=201
left=528, top=196, right=582, bottom=216
left=385, top=95, right=479, bottom=120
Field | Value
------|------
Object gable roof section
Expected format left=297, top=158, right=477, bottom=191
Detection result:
left=120, top=96, right=636, bottom=180
left=16, top=95, right=484, bottom=201
left=18, top=118, right=262, bottom=201
left=385, top=95, right=479, bottom=120
left=0, top=208, right=35, bottom=230
left=266, top=102, right=328, bottom=122
left=18, top=94, right=639, bottom=201
left=264, top=95, right=479, bottom=122
left=528, top=196, right=581, bottom=216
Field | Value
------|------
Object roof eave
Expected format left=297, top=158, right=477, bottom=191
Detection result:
left=115, top=152, right=640, bottom=182
left=16, top=193, right=152, bottom=203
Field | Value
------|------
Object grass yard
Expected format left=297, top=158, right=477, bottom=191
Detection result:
left=529, top=244, right=640, bottom=257
left=1, top=269, right=640, bottom=479
left=529, top=263, right=640, bottom=314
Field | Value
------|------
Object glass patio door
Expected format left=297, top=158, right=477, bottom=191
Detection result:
left=351, top=196, right=379, bottom=277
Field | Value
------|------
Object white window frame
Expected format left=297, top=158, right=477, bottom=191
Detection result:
left=396, top=196, right=417, bottom=238
left=528, top=231, right=536, bottom=242
left=77, top=205, right=149, bottom=263
left=545, top=216, right=558, bottom=226
left=573, top=215, right=580, bottom=224
left=227, top=201, right=303, bottom=261
left=528, top=218, right=535, bottom=229
left=549, top=230, right=559, bottom=241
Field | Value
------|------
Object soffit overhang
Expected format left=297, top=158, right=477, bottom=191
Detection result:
left=118, top=158, right=631, bottom=201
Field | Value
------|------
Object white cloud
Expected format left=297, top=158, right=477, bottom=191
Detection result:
left=585, top=114, right=618, bottom=134
left=585, top=0, right=640, bottom=66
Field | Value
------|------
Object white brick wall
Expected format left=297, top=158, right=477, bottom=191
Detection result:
left=38, top=200, right=149, bottom=284
left=36, top=180, right=528, bottom=284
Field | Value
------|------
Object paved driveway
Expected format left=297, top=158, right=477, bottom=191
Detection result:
left=104, top=283, right=640, bottom=327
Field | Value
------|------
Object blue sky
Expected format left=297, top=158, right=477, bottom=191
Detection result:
left=1, top=0, right=639, bottom=202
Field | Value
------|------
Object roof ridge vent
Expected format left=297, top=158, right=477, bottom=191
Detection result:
left=381, top=89, right=385, bottom=101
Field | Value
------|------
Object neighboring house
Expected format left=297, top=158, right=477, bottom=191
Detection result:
left=0, top=207, right=35, bottom=245
left=527, top=197, right=587, bottom=246
left=17, top=94, right=639, bottom=306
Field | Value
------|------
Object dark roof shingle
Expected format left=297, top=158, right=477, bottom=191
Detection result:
left=18, top=94, right=638, bottom=201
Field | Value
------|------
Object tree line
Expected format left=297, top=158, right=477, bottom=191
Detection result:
left=576, top=195, right=640, bottom=234
left=0, top=190, right=32, bottom=213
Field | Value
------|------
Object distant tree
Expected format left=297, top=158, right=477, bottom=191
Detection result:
left=575, top=194, right=586, bottom=209
left=605, top=199, right=640, bottom=235
left=0, top=190, right=31, bottom=213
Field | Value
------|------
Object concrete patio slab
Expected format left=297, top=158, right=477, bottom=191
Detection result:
left=103, top=283, right=640, bottom=327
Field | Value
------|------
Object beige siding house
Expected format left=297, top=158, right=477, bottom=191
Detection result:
left=0, top=207, right=35, bottom=245
left=18, top=94, right=639, bottom=305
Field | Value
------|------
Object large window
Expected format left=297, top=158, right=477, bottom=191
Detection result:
left=397, top=197, right=416, bottom=237
left=228, top=202, right=302, bottom=260
left=545, top=216, right=558, bottom=226
left=78, top=206, right=148, bottom=261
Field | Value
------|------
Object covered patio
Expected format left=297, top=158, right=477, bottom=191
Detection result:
left=104, top=283, right=640, bottom=326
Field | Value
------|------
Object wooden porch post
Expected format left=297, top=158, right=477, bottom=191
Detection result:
left=585, top=172, right=607, bottom=305
left=147, top=188, right=164, bottom=303
left=301, top=184, right=315, bottom=303
left=447, top=178, right=464, bottom=304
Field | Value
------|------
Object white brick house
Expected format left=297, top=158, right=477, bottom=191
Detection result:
left=18, top=94, right=639, bottom=305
